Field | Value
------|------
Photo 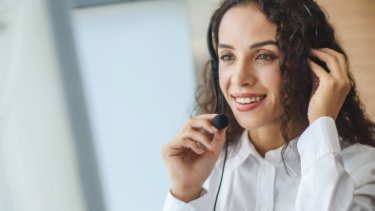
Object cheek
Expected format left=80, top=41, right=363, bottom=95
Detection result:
left=260, top=67, right=282, bottom=94
left=270, top=74, right=282, bottom=93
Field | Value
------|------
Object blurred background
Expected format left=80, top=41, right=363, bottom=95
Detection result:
left=0, top=0, right=373, bottom=211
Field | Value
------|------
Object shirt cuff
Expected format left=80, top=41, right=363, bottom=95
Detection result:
left=163, top=189, right=209, bottom=211
left=297, top=116, right=341, bottom=173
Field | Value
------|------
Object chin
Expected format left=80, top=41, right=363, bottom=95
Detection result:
left=231, top=110, right=282, bottom=131
left=238, top=119, right=267, bottom=130
left=232, top=112, right=262, bottom=129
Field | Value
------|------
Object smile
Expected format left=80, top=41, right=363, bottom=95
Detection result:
left=231, top=94, right=267, bottom=112
left=235, top=95, right=266, bottom=104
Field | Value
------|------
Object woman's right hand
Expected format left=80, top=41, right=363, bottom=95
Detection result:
left=161, top=114, right=227, bottom=202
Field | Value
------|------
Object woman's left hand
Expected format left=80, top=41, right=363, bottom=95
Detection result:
left=307, top=48, right=351, bottom=124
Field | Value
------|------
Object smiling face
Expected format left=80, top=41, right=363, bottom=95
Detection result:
left=218, top=3, right=283, bottom=130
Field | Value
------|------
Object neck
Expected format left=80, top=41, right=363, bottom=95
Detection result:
left=248, top=120, right=304, bottom=157
left=248, top=123, right=285, bottom=157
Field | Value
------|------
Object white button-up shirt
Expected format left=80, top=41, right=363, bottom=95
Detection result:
left=163, top=117, right=375, bottom=211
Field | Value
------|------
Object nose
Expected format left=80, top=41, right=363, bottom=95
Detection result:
left=231, top=58, right=256, bottom=87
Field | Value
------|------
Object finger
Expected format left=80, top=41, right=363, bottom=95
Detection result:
left=193, top=113, right=218, bottom=120
left=310, top=49, right=342, bottom=78
left=190, top=118, right=218, bottom=134
left=183, top=129, right=214, bottom=151
left=180, top=139, right=205, bottom=155
left=316, top=48, right=351, bottom=86
left=308, top=59, right=328, bottom=79
left=319, top=48, right=347, bottom=74
left=319, top=48, right=350, bottom=84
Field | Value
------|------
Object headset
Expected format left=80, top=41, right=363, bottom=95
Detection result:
left=206, top=2, right=317, bottom=210
left=207, top=21, right=229, bottom=211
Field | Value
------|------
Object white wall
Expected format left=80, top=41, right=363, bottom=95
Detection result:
left=72, top=1, right=196, bottom=210
left=0, top=0, right=86, bottom=211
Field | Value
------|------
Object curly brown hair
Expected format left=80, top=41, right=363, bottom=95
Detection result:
left=195, top=0, right=375, bottom=153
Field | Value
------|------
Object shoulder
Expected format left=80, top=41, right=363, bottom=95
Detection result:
left=340, top=142, right=375, bottom=186
left=341, top=142, right=375, bottom=163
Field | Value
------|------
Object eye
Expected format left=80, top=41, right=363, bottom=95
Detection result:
left=220, top=54, right=234, bottom=62
left=256, top=53, right=274, bottom=60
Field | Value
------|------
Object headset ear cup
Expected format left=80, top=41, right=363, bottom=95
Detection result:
left=210, top=59, right=220, bottom=113
left=207, top=23, right=221, bottom=113
left=211, top=60, right=219, bottom=89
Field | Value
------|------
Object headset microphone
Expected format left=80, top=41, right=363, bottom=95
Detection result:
left=212, top=113, right=229, bottom=129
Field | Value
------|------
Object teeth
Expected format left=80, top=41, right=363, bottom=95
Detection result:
left=235, top=96, right=265, bottom=104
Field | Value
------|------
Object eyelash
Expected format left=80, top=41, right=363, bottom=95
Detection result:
left=219, top=53, right=276, bottom=62
left=257, top=54, right=275, bottom=60
left=220, top=55, right=234, bottom=62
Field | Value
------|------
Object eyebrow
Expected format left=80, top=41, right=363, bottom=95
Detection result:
left=218, top=40, right=278, bottom=50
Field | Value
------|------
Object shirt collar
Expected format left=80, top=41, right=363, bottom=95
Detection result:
left=225, top=130, right=300, bottom=175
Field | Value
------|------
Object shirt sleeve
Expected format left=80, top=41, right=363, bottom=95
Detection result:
left=162, top=188, right=210, bottom=211
left=162, top=159, right=223, bottom=211
left=296, top=116, right=375, bottom=211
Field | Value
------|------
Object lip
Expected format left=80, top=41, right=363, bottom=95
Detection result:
left=231, top=93, right=266, bottom=112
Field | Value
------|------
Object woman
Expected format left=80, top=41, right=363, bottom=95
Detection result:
left=162, top=0, right=375, bottom=210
